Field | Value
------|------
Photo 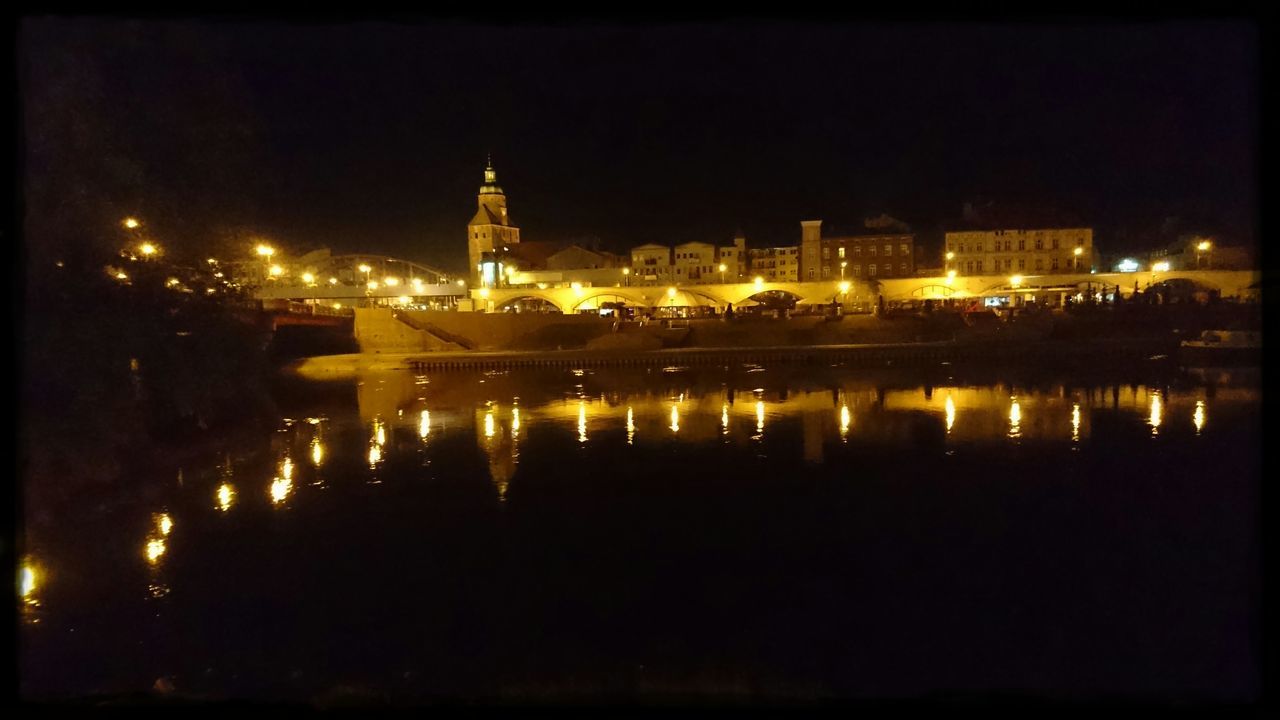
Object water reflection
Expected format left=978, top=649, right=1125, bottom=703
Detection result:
left=1072, top=403, right=1081, bottom=444
left=1149, top=392, right=1163, bottom=436
left=419, top=409, right=431, bottom=439
left=755, top=401, right=765, bottom=436
left=1194, top=400, right=1206, bottom=434
left=670, top=404, right=680, bottom=433
left=945, top=395, right=955, bottom=434
left=626, top=406, right=635, bottom=444
left=1008, top=397, right=1022, bottom=439
left=840, top=404, right=851, bottom=440
left=217, top=483, right=236, bottom=512
left=577, top=402, right=588, bottom=443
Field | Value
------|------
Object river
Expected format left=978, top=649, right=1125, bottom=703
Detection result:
left=20, top=362, right=1261, bottom=702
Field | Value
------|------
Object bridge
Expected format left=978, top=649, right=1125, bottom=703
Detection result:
left=468, top=270, right=1259, bottom=313
left=251, top=254, right=469, bottom=302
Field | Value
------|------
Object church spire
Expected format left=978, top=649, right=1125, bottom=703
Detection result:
left=484, top=154, right=497, bottom=185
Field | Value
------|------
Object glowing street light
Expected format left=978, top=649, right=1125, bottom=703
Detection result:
left=946, top=269, right=957, bottom=285
left=840, top=260, right=847, bottom=280
left=1010, top=274, right=1024, bottom=288
left=255, top=244, right=275, bottom=258
left=838, top=280, right=851, bottom=295
left=1197, top=240, right=1212, bottom=252
left=329, top=277, right=338, bottom=285
left=622, top=267, right=631, bottom=286
left=945, top=251, right=955, bottom=261
left=719, top=263, right=727, bottom=283
left=1073, top=246, right=1084, bottom=256
left=367, top=280, right=379, bottom=290
left=754, top=276, right=764, bottom=290
left=456, top=279, right=466, bottom=287
left=268, top=264, right=284, bottom=277
left=122, top=217, right=141, bottom=230
left=301, top=272, right=316, bottom=285
left=138, top=242, right=158, bottom=257
left=667, top=286, right=677, bottom=299
left=384, top=276, right=400, bottom=287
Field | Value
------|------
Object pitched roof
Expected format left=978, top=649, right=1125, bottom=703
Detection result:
left=468, top=205, right=505, bottom=227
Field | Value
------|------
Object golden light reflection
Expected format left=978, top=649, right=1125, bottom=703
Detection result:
left=756, top=401, right=765, bottom=434
left=511, top=407, right=520, bottom=436
left=270, top=475, right=293, bottom=504
left=840, top=404, right=851, bottom=439
left=217, top=483, right=235, bottom=512
left=156, top=513, right=173, bottom=536
left=1193, top=400, right=1205, bottom=434
left=577, top=401, right=588, bottom=443
left=419, top=409, right=431, bottom=439
left=311, top=437, right=324, bottom=466
left=626, top=406, right=635, bottom=444
left=1008, top=397, right=1022, bottom=439
left=670, top=404, right=680, bottom=433
left=945, top=395, right=955, bottom=434
left=367, top=443, right=382, bottom=467
left=146, top=537, right=166, bottom=564
left=20, top=563, right=37, bottom=604
left=375, top=424, right=386, bottom=446
left=485, top=411, right=497, bottom=439
left=281, top=457, right=293, bottom=481
left=1072, top=403, right=1081, bottom=443
left=722, top=403, right=730, bottom=434
left=1149, top=392, right=1163, bottom=435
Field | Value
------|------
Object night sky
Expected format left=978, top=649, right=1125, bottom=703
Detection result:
left=21, top=19, right=1258, bottom=273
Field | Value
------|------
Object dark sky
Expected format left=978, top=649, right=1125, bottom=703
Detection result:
left=21, top=19, right=1258, bottom=273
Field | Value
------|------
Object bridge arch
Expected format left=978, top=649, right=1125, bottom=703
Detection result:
left=568, top=287, right=655, bottom=312
left=492, top=294, right=567, bottom=313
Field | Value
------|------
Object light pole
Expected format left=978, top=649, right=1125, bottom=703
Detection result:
left=840, top=261, right=847, bottom=280
left=719, top=263, right=727, bottom=284
left=622, top=267, right=630, bottom=287
left=1197, top=240, right=1212, bottom=269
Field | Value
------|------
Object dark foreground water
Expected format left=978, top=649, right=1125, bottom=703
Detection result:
left=20, top=362, right=1261, bottom=703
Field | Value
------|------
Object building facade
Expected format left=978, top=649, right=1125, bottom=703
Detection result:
left=468, top=159, right=521, bottom=286
left=799, top=220, right=916, bottom=281
left=945, top=228, right=1094, bottom=276
left=748, top=246, right=800, bottom=282
left=631, top=244, right=673, bottom=285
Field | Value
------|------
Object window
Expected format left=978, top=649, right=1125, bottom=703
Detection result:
left=853, top=265, right=860, bottom=277
left=900, top=263, right=908, bottom=275
left=959, top=243, right=965, bottom=253
left=1035, top=259, right=1043, bottom=271
left=838, top=247, right=845, bottom=259
left=1004, top=258, right=1012, bottom=271
left=869, top=245, right=877, bottom=256
left=966, top=261, right=973, bottom=274
left=1035, top=238, right=1043, bottom=250
left=808, top=268, right=815, bottom=279
left=900, top=243, right=909, bottom=255
left=822, top=266, right=831, bottom=278
left=1004, top=240, right=1011, bottom=251
left=1077, top=237, right=1084, bottom=247
left=1018, top=258, right=1026, bottom=270
left=884, top=244, right=892, bottom=255
left=883, top=264, right=892, bottom=276
left=1051, top=237, right=1059, bottom=250
left=1051, top=258, right=1059, bottom=270
left=976, top=260, right=983, bottom=273
left=869, top=264, right=877, bottom=276
left=822, top=247, right=830, bottom=259
left=854, top=246, right=861, bottom=256
left=1018, top=238, right=1025, bottom=251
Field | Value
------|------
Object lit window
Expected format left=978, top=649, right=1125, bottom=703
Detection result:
left=838, top=247, right=845, bottom=259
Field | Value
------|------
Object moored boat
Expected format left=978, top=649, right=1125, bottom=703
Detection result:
left=1179, top=330, right=1261, bottom=367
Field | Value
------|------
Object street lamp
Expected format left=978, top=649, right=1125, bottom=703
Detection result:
left=138, top=242, right=158, bottom=258
left=1010, top=274, right=1024, bottom=289
left=301, top=272, right=316, bottom=285
left=255, top=244, right=275, bottom=258
left=1197, top=240, right=1212, bottom=268
left=754, top=276, right=764, bottom=291
left=718, top=263, right=727, bottom=284
left=123, top=217, right=141, bottom=230
left=840, top=261, right=847, bottom=280
left=946, top=269, right=957, bottom=285
left=622, top=267, right=630, bottom=287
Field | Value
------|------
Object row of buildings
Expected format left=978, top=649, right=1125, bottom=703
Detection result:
left=466, top=160, right=1246, bottom=289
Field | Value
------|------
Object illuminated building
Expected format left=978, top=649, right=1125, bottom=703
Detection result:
left=468, top=157, right=522, bottom=286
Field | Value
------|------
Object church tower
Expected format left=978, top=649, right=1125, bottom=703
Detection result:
left=467, top=156, right=521, bottom=286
